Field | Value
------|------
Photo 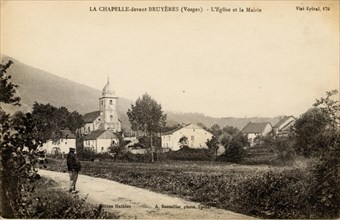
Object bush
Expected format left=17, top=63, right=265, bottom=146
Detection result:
left=95, top=152, right=114, bottom=160
left=77, top=147, right=96, bottom=161
left=164, top=146, right=211, bottom=161
left=23, top=177, right=119, bottom=218
left=116, top=151, right=152, bottom=163
left=235, top=169, right=309, bottom=218
left=307, top=156, right=340, bottom=218
left=217, top=140, right=245, bottom=163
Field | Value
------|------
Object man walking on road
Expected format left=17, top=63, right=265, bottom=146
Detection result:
left=67, top=147, right=81, bottom=193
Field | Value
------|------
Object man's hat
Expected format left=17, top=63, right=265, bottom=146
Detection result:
left=69, top=147, right=76, bottom=151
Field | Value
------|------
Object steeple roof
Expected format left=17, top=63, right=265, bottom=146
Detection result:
left=102, top=77, right=116, bottom=98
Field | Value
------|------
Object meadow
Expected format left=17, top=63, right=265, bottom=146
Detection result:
left=46, top=159, right=313, bottom=219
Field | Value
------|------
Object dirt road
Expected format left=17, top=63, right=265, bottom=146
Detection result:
left=38, top=169, right=253, bottom=219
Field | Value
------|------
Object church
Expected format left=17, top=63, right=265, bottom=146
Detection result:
left=79, top=78, right=122, bottom=135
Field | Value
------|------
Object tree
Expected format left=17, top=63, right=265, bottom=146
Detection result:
left=224, top=139, right=246, bottom=163
left=293, top=108, right=329, bottom=157
left=31, top=102, right=84, bottom=143
left=222, top=125, right=239, bottom=136
left=294, top=90, right=340, bottom=218
left=218, top=133, right=233, bottom=146
left=293, top=90, right=339, bottom=158
left=0, top=60, right=42, bottom=217
left=217, top=132, right=248, bottom=163
left=179, top=136, right=189, bottom=148
left=231, top=132, right=249, bottom=148
left=107, top=134, right=129, bottom=160
left=209, top=124, right=222, bottom=137
left=206, top=136, right=219, bottom=160
left=127, top=93, right=167, bottom=162
left=0, top=60, right=20, bottom=106
left=313, top=90, right=340, bottom=129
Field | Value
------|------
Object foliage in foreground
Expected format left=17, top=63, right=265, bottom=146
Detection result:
left=1, top=60, right=112, bottom=219
left=23, top=177, right=119, bottom=218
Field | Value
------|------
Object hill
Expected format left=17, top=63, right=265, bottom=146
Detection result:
left=1, top=55, right=133, bottom=130
left=166, top=112, right=281, bottom=130
left=1, top=55, right=281, bottom=131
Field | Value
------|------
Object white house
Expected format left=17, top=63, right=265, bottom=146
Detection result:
left=78, top=79, right=122, bottom=135
left=273, top=116, right=296, bottom=136
left=161, top=124, right=213, bottom=151
left=83, top=130, right=119, bottom=153
left=41, top=129, right=77, bottom=155
left=241, top=122, right=273, bottom=146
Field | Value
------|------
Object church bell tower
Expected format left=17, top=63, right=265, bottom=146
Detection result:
left=99, top=78, right=121, bottom=132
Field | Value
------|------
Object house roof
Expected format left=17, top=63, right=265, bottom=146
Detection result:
left=241, top=122, right=272, bottom=134
left=83, top=111, right=100, bottom=123
left=60, top=129, right=77, bottom=139
left=273, top=116, right=295, bottom=128
left=162, top=123, right=212, bottom=136
left=83, top=129, right=119, bottom=140
left=162, top=126, right=183, bottom=135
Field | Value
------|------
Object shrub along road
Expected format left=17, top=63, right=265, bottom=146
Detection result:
left=38, top=169, right=254, bottom=219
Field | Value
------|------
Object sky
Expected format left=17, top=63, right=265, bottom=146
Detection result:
left=1, top=1, right=339, bottom=118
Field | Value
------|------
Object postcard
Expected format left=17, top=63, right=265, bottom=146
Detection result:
left=1, top=0, right=339, bottom=219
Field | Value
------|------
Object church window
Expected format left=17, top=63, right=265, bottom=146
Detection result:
left=109, top=100, right=113, bottom=105
left=191, top=135, right=194, bottom=141
left=110, top=115, right=113, bottom=121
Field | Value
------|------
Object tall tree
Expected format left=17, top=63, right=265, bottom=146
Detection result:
left=31, top=102, right=84, bottom=142
left=293, top=90, right=339, bottom=158
left=0, top=60, right=42, bottom=217
left=293, top=90, right=340, bottom=217
left=127, top=93, right=166, bottom=162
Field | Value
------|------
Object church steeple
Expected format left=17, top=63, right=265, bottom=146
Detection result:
left=102, top=77, right=116, bottom=98
left=99, top=77, right=121, bottom=132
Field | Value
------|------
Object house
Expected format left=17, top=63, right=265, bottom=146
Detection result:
left=40, top=129, right=77, bottom=155
left=161, top=123, right=213, bottom=151
left=241, top=122, right=273, bottom=146
left=79, top=111, right=101, bottom=135
left=78, top=78, right=122, bottom=135
left=83, top=130, right=119, bottom=153
left=273, top=116, right=296, bottom=136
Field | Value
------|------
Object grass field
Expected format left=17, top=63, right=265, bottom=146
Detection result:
left=46, top=158, right=302, bottom=218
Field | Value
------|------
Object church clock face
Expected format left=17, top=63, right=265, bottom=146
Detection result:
left=109, top=99, right=115, bottom=109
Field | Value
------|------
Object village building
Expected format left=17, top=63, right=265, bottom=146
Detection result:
left=83, top=130, right=119, bottom=153
left=161, top=123, right=213, bottom=151
left=79, top=78, right=122, bottom=135
left=273, top=115, right=296, bottom=136
left=241, top=122, right=273, bottom=146
left=40, top=129, right=77, bottom=155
